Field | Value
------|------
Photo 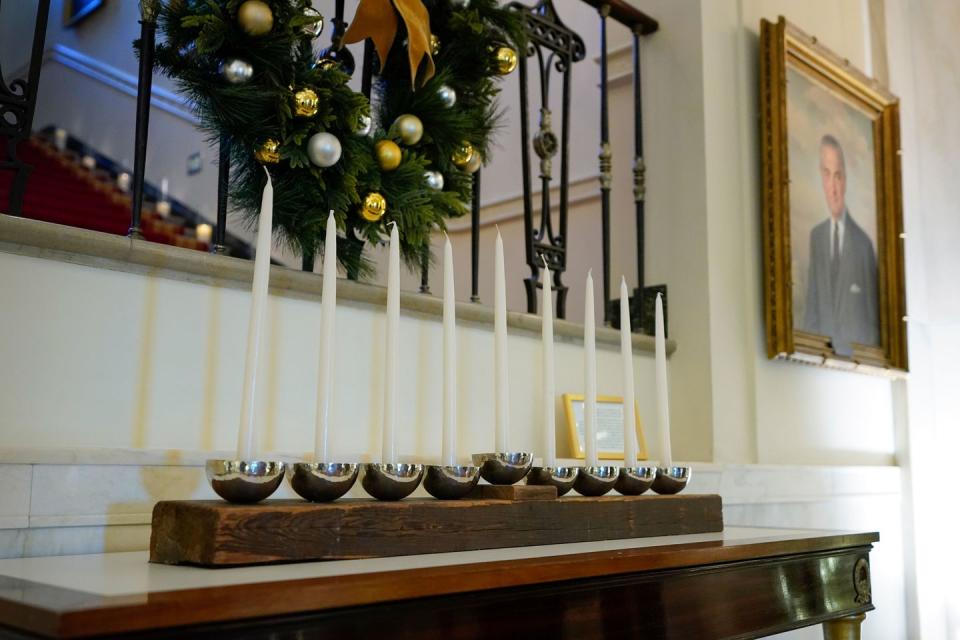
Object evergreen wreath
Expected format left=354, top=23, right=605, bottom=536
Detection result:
left=152, top=0, right=523, bottom=277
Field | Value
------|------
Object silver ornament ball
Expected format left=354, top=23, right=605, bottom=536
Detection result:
left=302, top=7, right=324, bottom=38
left=451, top=0, right=471, bottom=7
left=424, top=170, right=444, bottom=191
left=357, top=114, right=373, bottom=136
left=307, top=132, right=342, bottom=168
left=220, top=58, right=254, bottom=84
left=437, top=84, right=457, bottom=108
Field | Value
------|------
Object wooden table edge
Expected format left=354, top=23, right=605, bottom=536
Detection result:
left=2, top=531, right=879, bottom=638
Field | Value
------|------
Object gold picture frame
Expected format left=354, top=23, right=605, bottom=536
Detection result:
left=562, top=394, right=649, bottom=461
left=760, top=17, right=907, bottom=372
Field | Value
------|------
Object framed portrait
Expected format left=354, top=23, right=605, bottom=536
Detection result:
left=562, top=394, right=649, bottom=461
left=760, top=17, right=907, bottom=372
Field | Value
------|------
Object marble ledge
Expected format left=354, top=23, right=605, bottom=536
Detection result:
left=0, top=215, right=675, bottom=355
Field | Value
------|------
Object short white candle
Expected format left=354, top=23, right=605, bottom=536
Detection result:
left=583, top=270, right=598, bottom=467
left=541, top=263, right=556, bottom=467
left=620, top=278, right=639, bottom=465
left=236, top=170, right=273, bottom=460
left=494, top=229, right=509, bottom=452
left=655, top=293, right=672, bottom=467
left=315, top=211, right=337, bottom=463
left=196, top=223, right=213, bottom=244
left=382, top=222, right=400, bottom=465
left=442, top=235, right=457, bottom=467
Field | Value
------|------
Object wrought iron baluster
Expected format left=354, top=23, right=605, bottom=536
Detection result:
left=129, top=0, right=159, bottom=240
left=213, top=134, right=230, bottom=254
left=631, top=26, right=647, bottom=332
left=470, top=169, right=481, bottom=303
left=597, top=4, right=612, bottom=324
left=0, top=0, right=51, bottom=217
left=509, top=0, right=585, bottom=320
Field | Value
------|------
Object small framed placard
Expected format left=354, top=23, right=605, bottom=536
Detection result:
left=563, top=394, right=649, bottom=460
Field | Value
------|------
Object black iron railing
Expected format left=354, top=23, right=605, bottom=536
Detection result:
left=0, top=0, right=51, bottom=217
left=2, top=0, right=665, bottom=333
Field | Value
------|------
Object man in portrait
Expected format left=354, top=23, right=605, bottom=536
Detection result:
left=802, top=134, right=879, bottom=354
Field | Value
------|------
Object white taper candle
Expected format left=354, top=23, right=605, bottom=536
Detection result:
left=383, top=222, right=400, bottom=465
left=494, top=229, right=509, bottom=452
left=541, top=263, right=556, bottom=467
left=584, top=270, right=598, bottom=467
left=442, top=235, right=457, bottom=467
left=620, top=278, right=639, bottom=465
left=236, top=170, right=273, bottom=460
left=655, top=293, right=672, bottom=467
left=314, top=210, right=337, bottom=463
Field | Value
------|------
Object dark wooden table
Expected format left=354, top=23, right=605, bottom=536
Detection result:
left=0, top=527, right=876, bottom=639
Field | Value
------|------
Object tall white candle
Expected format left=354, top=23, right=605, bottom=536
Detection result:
left=382, top=223, right=400, bottom=465
left=583, top=270, right=598, bottom=467
left=494, top=229, right=509, bottom=452
left=655, top=293, right=672, bottom=467
left=442, top=235, right=457, bottom=467
left=315, top=210, right=337, bottom=463
left=160, top=177, right=169, bottom=201
left=620, top=278, right=639, bottom=465
left=541, top=264, right=556, bottom=467
left=236, top=170, right=273, bottom=460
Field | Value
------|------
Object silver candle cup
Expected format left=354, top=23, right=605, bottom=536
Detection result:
left=615, top=465, right=657, bottom=495
left=423, top=465, right=481, bottom=500
left=361, top=463, right=424, bottom=501
left=206, top=459, right=286, bottom=504
left=472, top=452, right=534, bottom=485
left=289, top=462, right=359, bottom=502
left=526, top=466, right=579, bottom=497
left=572, top=465, right=619, bottom=496
left=651, top=466, right=692, bottom=495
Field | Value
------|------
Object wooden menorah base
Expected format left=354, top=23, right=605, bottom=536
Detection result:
left=150, top=494, right=723, bottom=567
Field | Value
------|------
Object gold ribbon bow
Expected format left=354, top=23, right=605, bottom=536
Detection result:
left=343, top=0, right=435, bottom=88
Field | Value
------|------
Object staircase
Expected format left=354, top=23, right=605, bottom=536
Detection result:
left=1, top=135, right=211, bottom=252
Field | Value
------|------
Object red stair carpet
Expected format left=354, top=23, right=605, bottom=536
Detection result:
left=0, top=137, right=209, bottom=251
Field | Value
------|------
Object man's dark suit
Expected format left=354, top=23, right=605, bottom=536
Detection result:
left=802, top=210, right=879, bottom=355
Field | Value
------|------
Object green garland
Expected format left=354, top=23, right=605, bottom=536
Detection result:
left=152, top=0, right=522, bottom=277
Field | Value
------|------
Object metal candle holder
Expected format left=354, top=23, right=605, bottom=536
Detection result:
left=572, top=465, right=619, bottom=496
left=526, top=466, right=579, bottom=496
left=423, top=465, right=481, bottom=500
left=652, top=466, right=691, bottom=495
left=472, top=452, right=534, bottom=485
left=361, top=463, right=424, bottom=501
left=615, top=465, right=657, bottom=495
left=206, top=459, right=285, bottom=504
left=289, top=462, right=359, bottom=502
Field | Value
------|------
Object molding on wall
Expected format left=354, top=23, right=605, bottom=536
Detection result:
left=0, top=215, right=673, bottom=354
left=594, top=43, right=635, bottom=90
left=447, top=173, right=601, bottom=233
left=22, top=44, right=197, bottom=123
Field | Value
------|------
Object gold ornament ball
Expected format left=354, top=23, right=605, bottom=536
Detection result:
left=293, top=87, right=319, bottom=118
left=430, top=34, right=441, bottom=56
left=465, top=149, right=482, bottom=174
left=392, top=114, right=424, bottom=146
left=360, top=192, right=387, bottom=222
left=494, top=46, right=518, bottom=75
left=254, top=138, right=281, bottom=164
left=375, top=139, right=402, bottom=171
left=238, top=0, right=274, bottom=37
left=451, top=141, right=476, bottom=168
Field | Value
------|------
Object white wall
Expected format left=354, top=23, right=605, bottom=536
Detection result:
left=884, top=0, right=960, bottom=637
